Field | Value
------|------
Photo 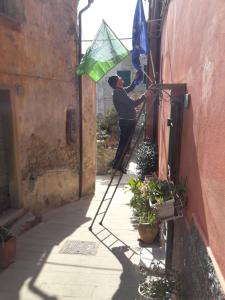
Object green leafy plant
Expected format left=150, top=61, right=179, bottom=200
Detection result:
left=129, top=179, right=150, bottom=215
left=147, top=178, right=187, bottom=205
left=136, top=140, right=158, bottom=180
left=138, top=276, right=178, bottom=299
left=138, top=264, right=181, bottom=299
left=173, top=178, right=187, bottom=207
left=97, top=107, right=119, bottom=141
left=128, top=178, right=159, bottom=226
left=147, top=178, right=173, bottom=204
left=0, top=227, right=13, bottom=243
left=129, top=177, right=187, bottom=222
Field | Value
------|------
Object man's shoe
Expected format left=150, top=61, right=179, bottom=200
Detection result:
left=119, top=167, right=127, bottom=174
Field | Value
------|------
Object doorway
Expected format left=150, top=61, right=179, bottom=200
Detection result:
left=0, top=90, right=17, bottom=214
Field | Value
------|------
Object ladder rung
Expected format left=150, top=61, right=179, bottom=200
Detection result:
left=103, top=197, right=112, bottom=201
left=102, top=233, right=111, bottom=241
left=97, top=211, right=106, bottom=216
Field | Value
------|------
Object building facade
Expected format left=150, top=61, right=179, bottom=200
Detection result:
left=149, top=0, right=225, bottom=297
left=0, top=0, right=96, bottom=216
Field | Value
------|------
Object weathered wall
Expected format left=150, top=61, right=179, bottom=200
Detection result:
left=159, top=0, right=225, bottom=291
left=0, top=0, right=87, bottom=213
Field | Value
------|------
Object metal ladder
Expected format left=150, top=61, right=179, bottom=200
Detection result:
left=89, top=100, right=146, bottom=232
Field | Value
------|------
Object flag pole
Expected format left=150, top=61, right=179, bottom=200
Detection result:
left=102, top=19, right=130, bottom=52
left=143, top=69, right=154, bottom=85
left=150, top=51, right=157, bottom=83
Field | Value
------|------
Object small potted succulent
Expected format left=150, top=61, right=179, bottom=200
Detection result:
left=0, top=226, right=16, bottom=268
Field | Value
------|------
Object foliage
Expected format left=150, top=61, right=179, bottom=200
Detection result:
left=128, top=178, right=158, bottom=226
left=139, top=275, right=178, bottom=299
left=136, top=140, right=158, bottom=180
left=97, top=107, right=119, bottom=141
left=128, top=177, right=187, bottom=223
left=0, top=227, right=13, bottom=243
left=146, top=177, right=187, bottom=205
left=147, top=178, right=173, bottom=204
left=138, top=264, right=181, bottom=299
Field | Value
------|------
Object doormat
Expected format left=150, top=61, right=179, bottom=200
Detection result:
left=59, top=240, right=98, bottom=255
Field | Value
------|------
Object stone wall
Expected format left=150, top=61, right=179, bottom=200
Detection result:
left=172, top=219, right=225, bottom=300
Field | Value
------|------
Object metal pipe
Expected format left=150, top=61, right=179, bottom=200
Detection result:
left=77, top=0, right=94, bottom=199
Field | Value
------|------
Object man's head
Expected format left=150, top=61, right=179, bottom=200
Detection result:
left=108, top=75, right=124, bottom=89
left=108, top=75, right=119, bottom=89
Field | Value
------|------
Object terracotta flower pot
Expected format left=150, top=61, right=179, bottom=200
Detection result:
left=138, top=223, right=159, bottom=244
left=0, top=236, right=16, bottom=268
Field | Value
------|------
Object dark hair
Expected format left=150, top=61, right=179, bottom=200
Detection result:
left=108, top=75, right=119, bottom=89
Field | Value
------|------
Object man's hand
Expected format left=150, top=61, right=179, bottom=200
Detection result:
left=133, top=70, right=143, bottom=83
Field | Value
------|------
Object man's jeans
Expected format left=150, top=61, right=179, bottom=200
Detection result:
left=113, top=119, right=136, bottom=169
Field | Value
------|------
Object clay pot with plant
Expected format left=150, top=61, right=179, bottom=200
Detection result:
left=128, top=178, right=160, bottom=244
left=138, top=264, right=181, bottom=299
left=0, top=226, right=16, bottom=268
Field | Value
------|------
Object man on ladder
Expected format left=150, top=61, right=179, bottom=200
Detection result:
left=108, top=73, right=151, bottom=173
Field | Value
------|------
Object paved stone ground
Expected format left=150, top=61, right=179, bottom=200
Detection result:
left=0, top=174, right=164, bottom=300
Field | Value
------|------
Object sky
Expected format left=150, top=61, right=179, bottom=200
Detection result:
left=78, top=0, right=149, bottom=52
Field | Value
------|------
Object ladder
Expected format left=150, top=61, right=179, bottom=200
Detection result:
left=89, top=100, right=146, bottom=232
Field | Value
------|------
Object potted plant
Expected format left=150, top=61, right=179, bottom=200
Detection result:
left=128, top=178, right=160, bottom=244
left=147, top=178, right=187, bottom=220
left=138, top=274, right=179, bottom=299
left=147, top=179, right=175, bottom=220
left=0, top=226, right=16, bottom=268
left=137, top=210, right=159, bottom=244
left=138, top=264, right=181, bottom=299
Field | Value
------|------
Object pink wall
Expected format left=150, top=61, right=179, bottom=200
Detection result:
left=159, top=0, right=225, bottom=283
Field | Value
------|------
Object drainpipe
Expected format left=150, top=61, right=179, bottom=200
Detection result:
left=150, top=0, right=162, bottom=144
left=78, top=0, right=94, bottom=199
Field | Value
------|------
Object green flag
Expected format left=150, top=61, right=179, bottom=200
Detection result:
left=76, top=21, right=129, bottom=82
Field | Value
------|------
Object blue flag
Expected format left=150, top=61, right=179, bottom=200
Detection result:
left=131, top=0, right=149, bottom=84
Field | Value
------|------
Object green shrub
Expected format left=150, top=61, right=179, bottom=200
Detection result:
left=136, top=140, right=158, bottom=180
left=0, top=226, right=12, bottom=243
left=97, top=107, right=119, bottom=140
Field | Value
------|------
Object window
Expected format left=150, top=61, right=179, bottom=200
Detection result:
left=117, top=70, right=131, bottom=86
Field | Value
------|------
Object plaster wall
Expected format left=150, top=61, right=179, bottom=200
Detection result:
left=159, top=0, right=225, bottom=286
left=0, top=0, right=85, bottom=213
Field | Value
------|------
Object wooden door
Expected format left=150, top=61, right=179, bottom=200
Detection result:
left=0, top=91, right=13, bottom=213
